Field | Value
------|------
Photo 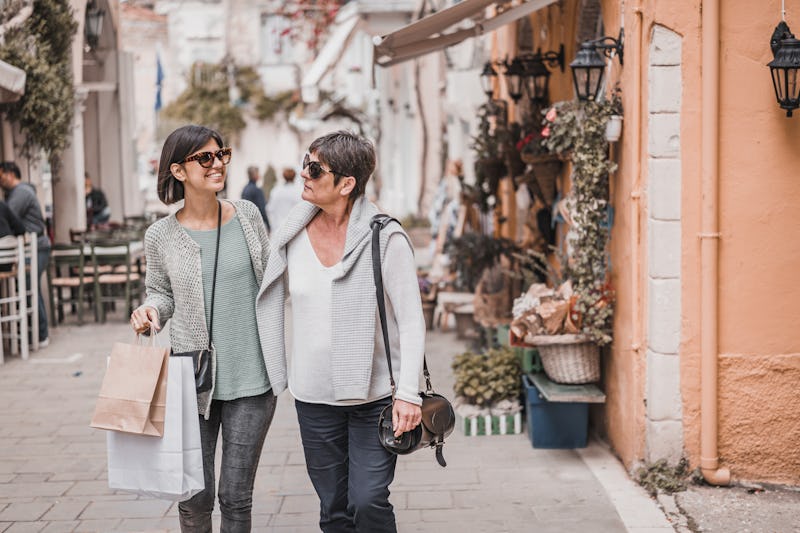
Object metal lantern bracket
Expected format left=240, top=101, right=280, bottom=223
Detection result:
left=537, top=44, right=566, bottom=72
left=587, top=29, right=625, bottom=66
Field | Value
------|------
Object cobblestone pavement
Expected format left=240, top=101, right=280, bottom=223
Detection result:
left=0, top=316, right=672, bottom=532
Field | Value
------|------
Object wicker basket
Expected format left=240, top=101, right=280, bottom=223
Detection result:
left=525, top=334, right=600, bottom=384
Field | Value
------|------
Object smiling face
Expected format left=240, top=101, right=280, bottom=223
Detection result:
left=170, top=139, right=227, bottom=199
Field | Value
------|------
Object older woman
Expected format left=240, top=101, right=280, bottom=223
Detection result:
left=130, top=125, right=276, bottom=532
left=256, top=130, right=425, bottom=532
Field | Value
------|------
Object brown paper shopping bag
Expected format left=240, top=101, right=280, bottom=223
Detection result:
left=90, top=340, right=169, bottom=436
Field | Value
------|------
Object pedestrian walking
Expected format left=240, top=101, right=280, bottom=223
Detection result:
left=256, top=130, right=425, bottom=532
left=242, top=165, right=270, bottom=231
left=0, top=161, right=51, bottom=346
left=266, top=167, right=302, bottom=234
left=130, top=124, right=276, bottom=532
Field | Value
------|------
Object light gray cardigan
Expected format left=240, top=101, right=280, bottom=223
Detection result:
left=255, top=196, right=417, bottom=401
left=142, top=199, right=270, bottom=416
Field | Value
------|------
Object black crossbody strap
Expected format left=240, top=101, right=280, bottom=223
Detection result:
left=370, top=214, right=433, bottom=396
left=208, top=200, right=222, bottom=349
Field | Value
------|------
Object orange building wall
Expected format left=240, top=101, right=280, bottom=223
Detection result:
left=628, top=0, right=800, bottom=482
left=499, top=0, right=800, bottom=482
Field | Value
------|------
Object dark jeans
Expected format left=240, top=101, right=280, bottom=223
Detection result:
left=25, top=247, right=49, bottom=342
left=179, top=391, right=277, bottom=533
left=295, top=397, right=398, bottom=533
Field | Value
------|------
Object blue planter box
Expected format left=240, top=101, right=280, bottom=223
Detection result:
left=522, top=374, right=588, bottom=449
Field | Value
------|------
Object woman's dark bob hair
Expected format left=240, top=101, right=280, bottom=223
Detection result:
left=157, top=125, right=224, bottom=204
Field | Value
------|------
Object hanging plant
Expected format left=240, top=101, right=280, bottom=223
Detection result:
left=469, top=102, right=512, bottom=212
left=0, top=0, right=77, bottom=161
left=539, top=91, right=622, bottom=345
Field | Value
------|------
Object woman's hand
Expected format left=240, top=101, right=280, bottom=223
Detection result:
left=130, top=306, right=160, bottom=335
left=392, top=399, right=422, bottom=438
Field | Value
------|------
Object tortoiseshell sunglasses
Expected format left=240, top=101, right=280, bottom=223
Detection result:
left=182, top=147, right=232, bottom=168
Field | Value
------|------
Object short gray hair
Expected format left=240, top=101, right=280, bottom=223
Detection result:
left=308, top=130, right=375, bottom=200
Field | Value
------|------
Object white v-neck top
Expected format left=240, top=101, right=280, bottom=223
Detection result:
left=286, top=228, right=424, bottom=405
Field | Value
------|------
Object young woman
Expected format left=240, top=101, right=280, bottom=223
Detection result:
left=130, top=124, right=275, bottom=532
left=256, top=130, right=425, bottom=532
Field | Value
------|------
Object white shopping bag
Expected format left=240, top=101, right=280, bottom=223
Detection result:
left=106, top=355, right=204, bottom=501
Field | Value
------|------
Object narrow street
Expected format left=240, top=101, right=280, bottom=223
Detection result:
left=0, top=318, right=670, bottom=532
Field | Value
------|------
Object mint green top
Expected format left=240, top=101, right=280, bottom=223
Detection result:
left=185, top=214, right=270, bottom=401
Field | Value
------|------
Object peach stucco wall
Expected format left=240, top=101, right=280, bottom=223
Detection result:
left=632, top=0, right=800, bottom=482
left=499, top=0, right=800, bottom=482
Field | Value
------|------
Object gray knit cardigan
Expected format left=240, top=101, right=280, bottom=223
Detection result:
left=142, top=199, right=270, bottom=416
left=255, top=196, right=409, bottom=401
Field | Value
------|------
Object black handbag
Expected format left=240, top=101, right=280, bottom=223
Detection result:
left=371, top=215, right=455, bottom=467
left=171, top=201, right=221, bottom=393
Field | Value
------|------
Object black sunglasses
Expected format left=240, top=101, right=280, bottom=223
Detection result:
left=182, top=147, right=232, bottom=168
left=303, top=153, right=344, bottom=180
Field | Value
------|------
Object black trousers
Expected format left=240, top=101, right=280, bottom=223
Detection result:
left=295, top=397, right=398, bottom=533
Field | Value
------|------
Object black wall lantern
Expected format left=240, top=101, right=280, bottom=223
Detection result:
left=768, top=21, right=800, bottom=117
left=481, top=45, right=565, bottom=105
left=570, top=29, right=624, bottom=101
left=524, top=45, right=565, bottom=105
left=480, top=61, right=498, bottom=99
left=503, top=57, right=526, bottom=102
left=85, top=0, right=105, bottom=51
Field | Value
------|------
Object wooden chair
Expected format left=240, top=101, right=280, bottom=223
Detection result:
left=20, top=232, right=39, bottom=351
left=90, top=239, right=142, bottom=322
left=48, top=242, right=90, bottom=326
left=0, top=235, right=28, bottom=363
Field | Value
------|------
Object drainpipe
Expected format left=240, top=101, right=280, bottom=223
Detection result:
left=630, top=0, right=643, bottom=356
left=699, top=0, right=730, bottom=486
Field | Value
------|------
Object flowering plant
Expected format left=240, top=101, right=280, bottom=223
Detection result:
left=276, top=0, right=345, bottom=52
left=531, top=92, right=623, bottom=346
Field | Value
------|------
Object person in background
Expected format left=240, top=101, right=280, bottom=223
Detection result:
left=0, top=200, right=25, bottom=238
left=0, top=161, right=50, bottom=347
left=85, top=173, right=111, bottom=227
left=130, top=125, right=276, bottom=532
left=0, top=200, right=25, bottom=273
left=242, top=165, right=270, bottom=231
left=256, top=131, right=425, bottom=532
left=265, top=167, right=302, bottom=234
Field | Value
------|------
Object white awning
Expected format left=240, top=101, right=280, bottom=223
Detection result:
left=301, top=13, right=361, bottom=103
left=374, top=0, right=558, bottom=67
left=0, top=59, right=26, bottom=103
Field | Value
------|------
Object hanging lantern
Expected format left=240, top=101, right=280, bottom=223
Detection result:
left=503, top=57, right=525, bottom=102
left=570, top=42, right=607, bottom=101
left=525, top=57, right=551, bottom=105
left=85, top=0, right=105, bottom=51
left=480, top=62, right=498, bottom=100
left=569, top=31, right=624, bottom=102
left=768, top=21, right=800, bottom=117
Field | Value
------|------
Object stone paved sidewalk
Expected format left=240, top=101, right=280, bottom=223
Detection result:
left=0, top=319, right=671, bottom=532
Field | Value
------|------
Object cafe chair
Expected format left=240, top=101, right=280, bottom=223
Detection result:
left=0, top=235, right=28, bottom=363
left=90, top=239, right=142, bottom=322
left=20, top=232, right=39, bottom=351
left=48, top=242, right=90, bottom=326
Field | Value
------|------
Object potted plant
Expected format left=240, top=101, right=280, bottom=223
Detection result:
left=444, top=233, right=519, bottom=340
left=451, top=347, right=523, bottom=435
left=471, top=102, right=510, bottom=212
left=509, top=93, right=621, bottom=383
left=516, top=113, right=562, bottom=205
